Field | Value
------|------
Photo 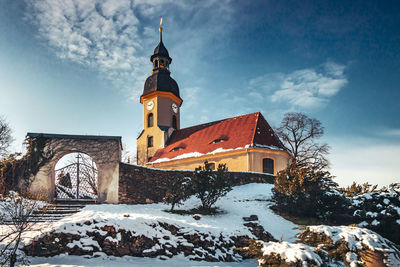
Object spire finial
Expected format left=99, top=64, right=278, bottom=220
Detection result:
left=159, top=16, right=163, bottom=42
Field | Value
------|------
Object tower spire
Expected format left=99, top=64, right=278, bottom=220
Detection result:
left=159, top=16, right=163, bottom=42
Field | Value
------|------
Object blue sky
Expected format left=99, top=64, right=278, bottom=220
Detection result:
left=0, top=0, right=399, bottom=186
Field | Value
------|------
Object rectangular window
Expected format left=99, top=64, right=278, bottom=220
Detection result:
left=148, top=136, right=153, bottom=147
left=148, top=113, right=154, bottom=127
left=262, top=158, right=274, bottom=174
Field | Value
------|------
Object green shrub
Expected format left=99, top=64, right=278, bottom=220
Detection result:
left=192, top=161, right=232, bottom=212
left=163, top=176, right=192, bottom=211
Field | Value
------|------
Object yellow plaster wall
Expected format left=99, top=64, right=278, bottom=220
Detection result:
left=150, top=149, right=249, bottom=171
left=248, top=148, right=291, bottom=175
left=149, top=148, right=291, bottom=174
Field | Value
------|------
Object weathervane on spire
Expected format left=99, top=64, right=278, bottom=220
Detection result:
left=159, top=16, right=163, bottom=42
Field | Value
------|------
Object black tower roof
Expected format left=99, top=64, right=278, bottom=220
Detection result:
left=150, top=39, right=171, bottom=63
left=141, top=25, right=181, bottom=102
left=143, top=69, right=180, bottom=98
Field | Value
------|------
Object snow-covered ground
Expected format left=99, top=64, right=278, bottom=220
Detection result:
left=43, top=183, right=298, bottom=241
left=2, top=183, right=299, bottom=266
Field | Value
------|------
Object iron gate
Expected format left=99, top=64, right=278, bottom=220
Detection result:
left=55, top=153, right=98, bottom=199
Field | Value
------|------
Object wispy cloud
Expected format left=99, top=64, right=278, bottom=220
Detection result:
left=25, top=0, right=234, bottom=100
left=246, top=61, right=347, bottom=110
left=273, top=62, right=347, bottom=109
left=381, top=128, right=400, bottom=138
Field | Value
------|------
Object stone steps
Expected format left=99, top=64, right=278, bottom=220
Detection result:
left=1, top=199, right=97, bottom=224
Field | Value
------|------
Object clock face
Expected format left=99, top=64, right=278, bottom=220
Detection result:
left=147, top=100, right=154, bottom=111
left=172, top=103, right=178, bottom=113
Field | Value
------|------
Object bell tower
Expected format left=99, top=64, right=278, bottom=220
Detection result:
left=137, top=18, right=183, bottom=165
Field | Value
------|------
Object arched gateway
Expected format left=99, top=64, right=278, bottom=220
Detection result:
left=27, top=133, right=121, bottom=203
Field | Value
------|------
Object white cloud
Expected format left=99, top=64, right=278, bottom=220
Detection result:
left=25, top=0, right=234, bottom=100
left=248, top=61, right=347, bottom=110
left=271, top=62, right=347, bottom=108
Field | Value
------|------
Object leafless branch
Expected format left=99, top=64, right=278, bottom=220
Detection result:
left=275, top=112, right=330, bottom=170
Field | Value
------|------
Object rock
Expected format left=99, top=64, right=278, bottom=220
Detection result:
left=102, top=225, right=115, bottom=233
left=243, top=222, right=275, bottom=242
left=193, top=215, right=201, bottom=220
left=243, top=215, right=258, bottom=221
left=23, top=222, right=261, bottom=262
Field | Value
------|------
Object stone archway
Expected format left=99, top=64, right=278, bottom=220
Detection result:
left=27, top=133, right=122, bottom=203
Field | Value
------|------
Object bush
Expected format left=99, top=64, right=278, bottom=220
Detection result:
left=163, top=176, right=192, bottom=211
left=339, top=182, right=378, bottom=197
left=272, top=163, right=350, bottom=223
left=192, top=161, right=232, bottom=212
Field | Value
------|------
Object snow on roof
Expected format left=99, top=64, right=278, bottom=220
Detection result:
left=150, top=146, right=250, bottom=164
left=149, top=112, right=286, bottom=163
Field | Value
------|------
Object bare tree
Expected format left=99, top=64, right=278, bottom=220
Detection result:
left=65, top=153, right=98, bottom=195
left=78, top=155, right=98, bottom=195
left=0, top=191, right=47, bottom=266
left=275, top=112, right=330, bottom=169
left=0, top=116, right=13, bottom=158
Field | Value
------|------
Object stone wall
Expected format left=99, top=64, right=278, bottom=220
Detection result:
left=119, top=163, right=274, bottom=204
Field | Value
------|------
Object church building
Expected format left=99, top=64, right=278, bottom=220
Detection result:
left=137, top=24, right=291, bottom=175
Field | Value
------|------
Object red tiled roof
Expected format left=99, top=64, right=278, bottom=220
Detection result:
left=149, top=112, right=286, bottom=163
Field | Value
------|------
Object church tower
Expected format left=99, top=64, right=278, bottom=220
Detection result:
left=137, top=19, right=183, bottom=165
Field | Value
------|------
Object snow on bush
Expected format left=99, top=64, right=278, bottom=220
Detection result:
left=349, top=183, right=400, bottom=244
left=259, top=241, right=323, bottom=267
left=0, top=191, right=48, bottom=266
left=299, top=225, right=400, bottom=266
left=0, top=191, right=46, bottom=222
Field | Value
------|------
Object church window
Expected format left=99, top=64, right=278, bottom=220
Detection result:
left=154, top=59, right=159, bottom=68
left=211, top=138, right=225, bottom=144
left=148, top=136, right=153, bottom=147
left=172, top=115, right=177, bottom=129
left=160, top=60, right=165, bottom=68
left=262, top=158, right=274, bottom=175
left=148, top=113, right=154, bottom=127
left=205, top=162, right=215, bottom=170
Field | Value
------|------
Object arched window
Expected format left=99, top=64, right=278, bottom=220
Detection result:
left=148, top=136, right=153, bottom=147
left=154, top=59, right=159, bottom=68
left=160, top=60, right=165, bottom=68
left=172, top=115, right=177, bottom=129
left=147, top=113, right=153, bottom=127
left=262, top=158, right=274, bottom=175
left=205, top=162, right=216, bottom=170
